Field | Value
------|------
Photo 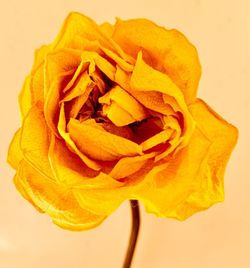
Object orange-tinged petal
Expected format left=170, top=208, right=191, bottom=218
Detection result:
left=15, top=160, right=105, bottom=231
left=18, top=76, right=32, bottom=119
left=19, top=45, right=50, bottom=118
left=155, top=115, right=182, bottom=161
left=135, top=100, right=238, bottom=220
left=73, top=184, right=128, bottom=215
left=129, top=91, right=175, bottom=115
left=44, top=48, right=81, bottom=95
left=130, top=52, right=195, bottom=147
left=7, top=129, right=23, bottom=169
left=33, top=45, right=51, bottom=70
left=141, top=128, right=174, bottom=151
left=19, top=65, right=44, bottom=118
left=72, top=173, right=129, bottom=215
left=189, top=99, right=238, bottom=188
left=57, top=104, right=102, bottom=171
left=44, top=70, right=74, bottom=136
left=130, top=52, right=187, bottom=112
left=100, top=46, right=134, bottom=72
left=114, top=65, right=131, bottom=90
left=68, top=118, right=143, bottom=161
left=102, top=102, right=136, bottom=127
left=52, top=12, right=113, bottom=50
left=89, top=51, right=116, bottom=81
left=110, top=152, right=156, bottom=180
left=20, top=103, right=54, bottom=180
left=134, top=128, right=211, bottom=219
left=167, top=100, right=238, bottom=219
left=113, top=18, right=201, bottom=103
left=48, top=135, right=100, bottom=185
left=49, top=136, right=130, bottom=215
left=99, top=85, right=148, bottom=126
left=99, top=22, right=114, bottom=38
left=62, top=72, right=94, bottom=102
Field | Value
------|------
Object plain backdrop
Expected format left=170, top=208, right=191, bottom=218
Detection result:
left=0, top=1, right=249, bottom=267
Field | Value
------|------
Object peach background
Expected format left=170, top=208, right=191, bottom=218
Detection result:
left=0, top=1, right=249, bottom=267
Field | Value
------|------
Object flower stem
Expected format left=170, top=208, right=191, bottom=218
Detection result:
left=123, top=200, right=140, bottom=268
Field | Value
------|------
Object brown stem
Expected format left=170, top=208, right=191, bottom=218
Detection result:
left=123, top=200, right=140, bottom=268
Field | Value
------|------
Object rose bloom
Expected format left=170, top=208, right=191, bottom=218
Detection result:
left=8, top=12, right=238, bottom=231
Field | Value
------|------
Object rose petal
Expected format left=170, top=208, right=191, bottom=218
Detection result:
left=58, top=104, right=102, bottom=171
left=99, top=22, right=114, bottom=38
left=113, top=18, right=201, bottom=103
left=130, top=52, right=188, bottom=112
left=19, top=45, right=50, bottom=118
left=44, top=48, right=81, bottom=95
left=141, top=129, right=174, bottom=151
left=134, top=128, right=211, bottom=219
left=130, top=52, right=195, bottom=147
left=48, top=135, right=101, bottom=185
left=49, top=136, right=130, bottom=215
left=7, top=128, right=23, bottom=169
left=110, top=152, right=156, bottom=179
left=99, top=85, right=148, bottom=126
left=52, top=12, right=115, bottom=52
left=62, top=72, right=94, bottom=102
left=18, top=76, right=33, bottom=119
left=15, top=160, right=105, bottom=231
left=155, top=115, right=182, bottom=161
left=44, top=70, right=75, bottom=136
left=100, top=46, right=134, bottom=72
left=134, top=100, right=238, bottom=220
left=88, top=51, right=116, bottom=81
left=72, top=172, right=129, bottom=215
left=68, top=118, right=143, bottom=161
left=19, top=103, right=54, bottom=180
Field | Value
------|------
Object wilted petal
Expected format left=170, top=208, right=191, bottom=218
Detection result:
left=130, top=52, right=195, bottom=147
left=99, top=86, right=148, bottom=126
left=72, top=174, right=129, bottom=215
left=14, top=160, right=105, bottom=231
left=110, top=152, right=156, bottom=179
left=58, top=104, right=102, bottom=171
left=52, top=12, right=115, bottom=52
left=113, top=18, right=201, bottom=103
left=19, top=104, right=54, bottom=180
left=7, top=129, right=23, bottom=169
left=134, top=129, right=210, bottom=219
left=68, top=118, right=143, bottom=161
left=135, top=100, right=238, bottom=220
left=19, top=45, right=50, bottom=118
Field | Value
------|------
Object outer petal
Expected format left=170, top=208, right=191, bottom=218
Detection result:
left=14, top=160, right=105, bottom=231
left=99, top=22, right=114, bottom=38
left=113, top=18, right=201, bottom=104
left=47, top=135, right=130, bottom=215
left=19, top=45, right=50, bottom=118
left=19, top=103, right=54, bottom=180
left=135, top=100, right=238, bottom=220
left=52, top=12, right=115, bottom=52
left=52, top=12, right=134, bottom=65
left=7, top=129, right=23, bottom=169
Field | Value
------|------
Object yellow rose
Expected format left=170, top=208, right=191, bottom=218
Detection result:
left=8, top=12, right=238, bottom=231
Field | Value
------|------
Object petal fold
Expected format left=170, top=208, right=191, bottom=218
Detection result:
left=113, top=18, right=201, bottom=103
left=134, top=100, right=238, bottom=220
left=68, top=118, right=143, bottom=161
left=99, top=85, right=148, bottom=126
left=15, top=160, right=105, bottom=231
